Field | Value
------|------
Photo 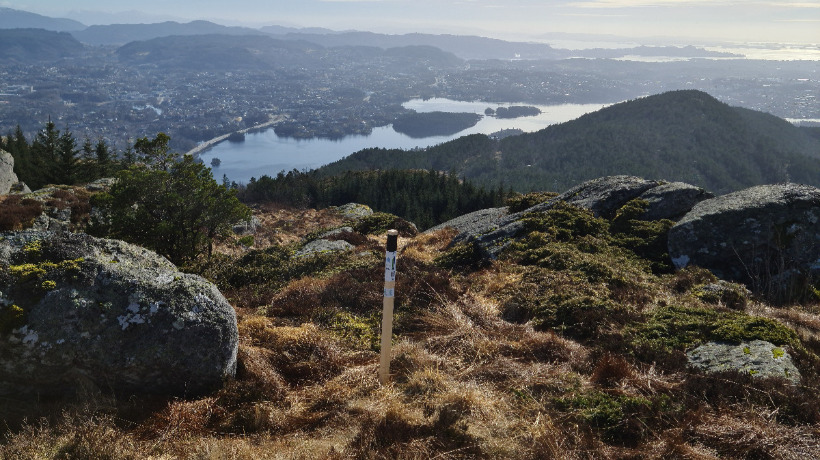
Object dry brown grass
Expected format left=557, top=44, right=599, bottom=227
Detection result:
left=212, top=203, right=346, bottom=257
left=4, top=205, right=820, bottom=459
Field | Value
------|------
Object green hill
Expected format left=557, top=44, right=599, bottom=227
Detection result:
left=320, top=90, right=820, bottom=193
left=0, top=29, right=84, bottom=63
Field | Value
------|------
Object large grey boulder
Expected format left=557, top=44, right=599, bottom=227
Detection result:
left=528, top=175, right=662, bottom=219
left=1, top=149, right=20, bottom=194
left=333, top=202, right=374, bottom=220
left=0, top=231, right=238, bottom=398
left=637, top=182, right=714, bottom=221
left=294, top=238, right=354, bottom=258
left=668, top=183, right=820, bottom=298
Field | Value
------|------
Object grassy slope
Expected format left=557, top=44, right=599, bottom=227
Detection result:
left=3, top=202, right=820, bottom=458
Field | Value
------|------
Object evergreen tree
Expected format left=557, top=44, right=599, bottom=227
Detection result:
left=56, top=128, right=78, bottom=184
left=134, top=132, right=174, bottom=169
left=92, top=140, right=250, bottom=265
left=29, top=119, right=60, bottom=188
left=94, top=138, right=113, bottom=177
left=121, top=139, right=136, bottom=167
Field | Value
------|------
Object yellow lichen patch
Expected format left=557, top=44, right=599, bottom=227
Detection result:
left=41, top=280, right=57, bottom=290
left=8, top=262, right=53, bottom=280
left=7, top=258, right=83, bottom=283
left=0, top=304, right=26, bottom=334
left=22, top=239, right=43, bottom=257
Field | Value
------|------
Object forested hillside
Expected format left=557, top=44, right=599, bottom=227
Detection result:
left=0, top=29, right=85, bottom=62
left=320, top=90, right=820, bottom=193
left=240, top=169, right=508, bottom=230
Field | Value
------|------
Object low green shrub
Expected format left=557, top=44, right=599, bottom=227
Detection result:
left=630, top=304, right=801, bottom=367
left=434, top=240, right=488, bottom=272
left=353, top=212, right=417, bottom=237
left=506, top=191, right=558, bottom=213
left=556, top=391, right=674, bottom=444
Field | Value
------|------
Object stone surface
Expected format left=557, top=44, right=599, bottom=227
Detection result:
left=668, top=183, right=820, bottom=292
left=85, top=177, right=117, bottom=192
left=319, top=226, right=355, bottom=239
left=0, top=231, right=238, bottom=397
left=528, top=175, right=662, bottom=219
left=333, top=203, right=374, bottom=220
left=294, top=238, right=354, bottom=258
left=0, top=149, right=20, bottom=195
left=232, top=216, right=261, bottom=235
left=9, top=182, right=31, bottom=194
left=687, top=340, right=800, bottom=383
left=637, top=182, right=714, bottom=221
left=426, top=207, right=508, bottom=235
left=451, top=176, right=671, bottom=256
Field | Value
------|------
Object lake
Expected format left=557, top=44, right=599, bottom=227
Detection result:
left=200, top=99, right=611, bottom=183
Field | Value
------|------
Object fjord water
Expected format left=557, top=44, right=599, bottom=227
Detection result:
left=201, top=99, right=610, bottom=183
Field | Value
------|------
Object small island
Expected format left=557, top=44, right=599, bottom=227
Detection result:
left=494, top=106, right=542, bottom=119
left=392, top=111, right=482, bottom=138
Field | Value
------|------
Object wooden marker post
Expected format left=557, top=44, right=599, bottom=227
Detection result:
left=379, top=229, right=399, bottom=384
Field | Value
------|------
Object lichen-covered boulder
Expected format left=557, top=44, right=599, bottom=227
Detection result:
left=294, top=238, right=354, bottom=258
left=637, top=182, right=714, bottom=221
left=528, top=175, right=662, bottom=219
left=687, top=340, right=800, bottom=383
left=0, top=231, right=238, bottom=398
left=333, top=203, right=374, bottom=220
left=668, top=183, right=820, bottom=300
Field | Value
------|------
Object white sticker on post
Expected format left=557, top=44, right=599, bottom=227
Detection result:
left=384, top=288, right=395, bottom=298
left=384, top=251, right=397, bottom=282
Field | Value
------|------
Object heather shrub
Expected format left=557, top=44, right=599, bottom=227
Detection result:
left=0, top=196, right=43, bottom=230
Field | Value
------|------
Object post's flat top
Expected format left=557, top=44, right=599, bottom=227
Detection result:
left=387, top=229, right=399, bottom=236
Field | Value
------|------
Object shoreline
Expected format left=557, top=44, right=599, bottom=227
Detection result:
left=186, top=115, right=286, bottom=158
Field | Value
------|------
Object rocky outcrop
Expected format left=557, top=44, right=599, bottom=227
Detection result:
left=446, top=176, right=710, bottom=257
left=1, top=149, right=20, bottom=194
left=0, top=231, right=238, bottom=398
left=294, top=238, right=354, bottom=258
left=426, top=207, right=508, bottom=235
left=668, top=183, right=820, bottom=299
left=527, top=175, right=662, bottom=219
left=333, top=203, right=374, bottom=220
left=687, top=340, right=800, bottom=383
left=637, top=182, right=714, bottom=221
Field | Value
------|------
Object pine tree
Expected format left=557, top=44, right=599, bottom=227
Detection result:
left=56, top=128, right=78, bottom=185
left=95, top=138, right=113, bottom=178
left=30, top=119, right=60, bottom=188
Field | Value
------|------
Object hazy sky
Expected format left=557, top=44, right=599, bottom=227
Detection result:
left=5, top=0, right=820, bottom=44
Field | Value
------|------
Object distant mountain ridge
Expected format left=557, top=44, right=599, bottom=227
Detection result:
left=1, top=7, right=740, bottom=61
left=319, top=90, right=820, bottom=194
left=0, top=7, right=85, bottom=31
left=269, top=31, right=564, bottom=60
left=72, top=20, right=265, bottom=45
left=114, top=34, right=463, bottom=71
